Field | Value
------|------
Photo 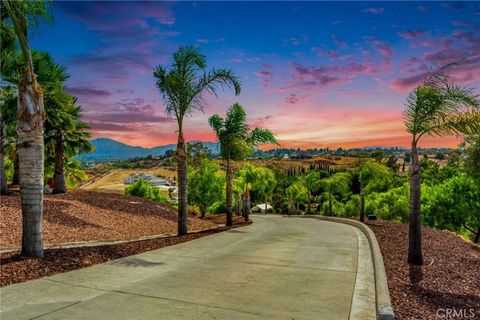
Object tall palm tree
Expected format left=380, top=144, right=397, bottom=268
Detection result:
left=403, top=63, right=480, bottom=265
left=3, top=0, right=51, bottom=258
left=45, top=99, right=93, bottom=193
left=153, top=45, right=241, bottom=235
left=209, top=103, right=277, bottom=226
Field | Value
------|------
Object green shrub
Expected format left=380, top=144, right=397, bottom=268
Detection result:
left=344, top=195, right=360, bottom=217
left=125, top=179, right=169, bottom=204
left=208, top=201, right=227, bottom=214
left=365, top=184, right=409, bottom=222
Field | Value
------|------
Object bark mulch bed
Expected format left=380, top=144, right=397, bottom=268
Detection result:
left=203, top=214, right=245, bottom=225
left=0, top=221, right=252, bottom=287
left=0, top=190, right=216, bottom=249
left=366, top=220, right=480, bottom=320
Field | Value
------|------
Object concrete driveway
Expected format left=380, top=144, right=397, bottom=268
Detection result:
left=0, top=215, right=376, bottom=320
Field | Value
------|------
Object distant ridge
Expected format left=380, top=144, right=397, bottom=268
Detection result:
left=77, top=138, right=219, bottom=162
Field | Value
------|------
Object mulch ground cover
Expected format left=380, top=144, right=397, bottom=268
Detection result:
left=366, top=220, right=480, bottom=320
left=203, top=214, right=245, bottom=225
left=1, top=190, right=216, bottom=248
left=0, top=220, right=252, bottom=287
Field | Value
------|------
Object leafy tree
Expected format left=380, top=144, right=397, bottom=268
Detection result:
left=370, top=150, right=384, bottom=161
left=320, top=172, right=351, bottom=216
left=3, top=0, right=52, bottom=257
left=384, top=154, right=399, bottom=172
left=403, top=63, right=480, bottom=265
left=285, top=181, right=309, bottom=214
left=422, top=175, right=480, bottom=243
left=209, top=103, right=276, bottom=226
left=153, top=45, right=241, bottom=235
left=187, top=141, right=212, bottom=166
left=365, top=184, right=410, bottom=223
left=188, top=159, right=224, bottom=218
left=435, top=152, right=445, bottom=160
left=463, top=136, right=480, bottom=242
left=359, top=162, right=393, bottom=222
left=251, top=166, right=276, bottom=214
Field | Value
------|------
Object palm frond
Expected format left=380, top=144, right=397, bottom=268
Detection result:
left=426, top=110, right=480, bottom=137
left=403, top=63, right=480, bottom=140
left=247, top=127, right=278, bottom=146
left=208, top=114, right=224, bottom=136
left=153, top=45, right=241, bottom=122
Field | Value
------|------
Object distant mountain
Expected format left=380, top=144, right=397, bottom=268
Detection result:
left=77, top=138, right=219, bottom=162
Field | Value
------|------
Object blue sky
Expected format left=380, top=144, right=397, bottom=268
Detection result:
left=29, top=1, right=480, bottom=148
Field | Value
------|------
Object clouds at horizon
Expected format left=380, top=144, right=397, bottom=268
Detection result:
left=30, top=1, right=480, bottom=149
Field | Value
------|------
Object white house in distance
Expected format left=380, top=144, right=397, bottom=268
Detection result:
left=124, top=173, right=170, bottom=187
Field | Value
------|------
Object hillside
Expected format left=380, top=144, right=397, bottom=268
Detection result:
left=77, top=138, right=220, bottom=162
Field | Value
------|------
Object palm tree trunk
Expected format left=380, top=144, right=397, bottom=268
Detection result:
left=0, top=117, right=8, bottom=194
left=328, top=192, right=333, bottom=216
left=12, top=154, right=20, bottom=185
left=408, top=140, right=423, bottom=265
left=236, top=196, right=241, bottom=216
left=225, top=159, right=233, bottom=226
left=18, top=75, right=45, bottom=258
left=474, top=226, right=479, bottom=244
left=52, top=138, right=67, bottom=194
left=360, top=187, right=365, bottom=222
left=177, top=123, right=188, bottom=236
left=244, top=192, right=250, bottom=222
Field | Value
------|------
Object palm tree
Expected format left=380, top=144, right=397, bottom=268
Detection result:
left=285, top=181, right=309, bottom=215
left=320, top=172, right=351, bottom=216
left=3, top=0, right=51, bottom=258
left=209, top=103, right=277, bottom=226
left=153, top=45, right=241, bottom=235
left=235, top=163, right=256, bottom=221
left=403, top=63, right=480, bottom=265
left=45, top=99, right=93, bottom=193
left=302, top=170, right=321, bottom=214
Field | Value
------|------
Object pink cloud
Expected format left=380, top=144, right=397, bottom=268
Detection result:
left=390, top=72, right=427, bottom=91
left=332, top=34, right=348, bottom=50
left=366, top=37, right=394, bottom=56
left=398, top=29, right=427, bottom=40
left=67, top=86, right=112, bottom=97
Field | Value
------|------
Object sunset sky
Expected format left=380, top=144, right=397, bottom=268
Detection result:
left=31, top=1, right=480, bottom=149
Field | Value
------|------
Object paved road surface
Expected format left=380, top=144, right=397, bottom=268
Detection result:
left=0, top=215, right=376, bottom=320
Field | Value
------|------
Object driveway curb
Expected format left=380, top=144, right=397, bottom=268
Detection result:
left=293, top=215, right=395, bottom=320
